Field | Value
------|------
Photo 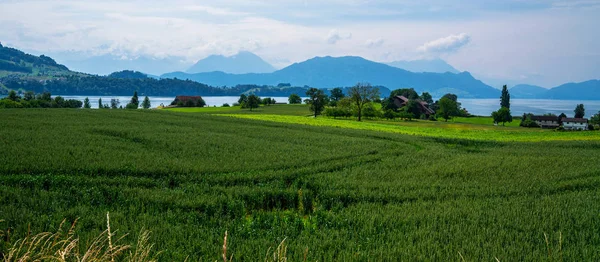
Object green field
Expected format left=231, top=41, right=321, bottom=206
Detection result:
left=1, top=107, right=600, bottom=261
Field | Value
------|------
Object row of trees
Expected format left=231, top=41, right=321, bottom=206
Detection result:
left=236, top=94, right=279, bottom=110
left=0, top=90, right=82, bottom=108
left=0, top=89, right=152, bottom=109
left=96, top=92, right=151, bottom=109
left=285, top=84, right=469, bottom=122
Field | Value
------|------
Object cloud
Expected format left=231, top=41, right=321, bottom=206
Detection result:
left=366, top=38, right=385, bottom=48
left=327, top=29, right=352, bottom=44
left=417, top=33, right=470, bottom=54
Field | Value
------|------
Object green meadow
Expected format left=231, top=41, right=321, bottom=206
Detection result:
left=1, top=106, right=599, bottom=261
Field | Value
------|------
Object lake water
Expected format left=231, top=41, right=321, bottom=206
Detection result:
left=8, top=95, right=600, bottom=117
left=459, top=99, right=600, bottom=117
left=57, top=96, right=298, bottom=109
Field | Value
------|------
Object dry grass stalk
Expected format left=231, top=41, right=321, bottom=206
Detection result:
left=127, top=230, right=158, bottom=262
left=221, top=231, right=232, bottom=262
left=1, top=213, right=157, bottom=262
left=265, top=238, right=287, bottom=262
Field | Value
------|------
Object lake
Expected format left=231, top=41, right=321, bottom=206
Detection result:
left=12, top=95, right=600, bottom=117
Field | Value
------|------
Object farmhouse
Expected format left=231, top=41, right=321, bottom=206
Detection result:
left=173, top=96, right=203, bottom=104
left=170, top=95, right=205, bottom=107
left=561, top=118, right=588, bottom=130
left=530, top=115, right=559, bottom=128
left=393, top=96, right=435, bottom=117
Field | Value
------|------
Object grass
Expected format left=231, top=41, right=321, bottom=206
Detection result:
left=217, top=113, right=598, bottom=142
left=164, top=104, right=311, bottom=116
left=0, top=108, right=599, bottom=260
left=452, top=116, right=521, bottom=127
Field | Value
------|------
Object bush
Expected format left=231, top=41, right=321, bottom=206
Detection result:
left=588, top=124, right=595, bottom=131
left=126, top=103, right=138, bottom=109
left=428, top=115, right=437, bottom=121
left=222, top=103, right=230, bottom=107
left=383, top=110, right=398, bottom=120
left=398, top=112, right=415, bottom=121
left=324, top=107, right=352, bottom=118
left=362, top=104, right=382, bottom=119
left=0, top=99, right=24, bottom=108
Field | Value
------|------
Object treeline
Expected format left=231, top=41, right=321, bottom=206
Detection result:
left=0, top=75, right=323, bottom=97
left=0, top=90, right=82, bottom=108
left=303, top=85, right=467, bottom=121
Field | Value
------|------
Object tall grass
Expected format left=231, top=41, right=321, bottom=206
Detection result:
left=1, top=213, right=157, bottom=262
left=0, top=109, right=599, bottom=260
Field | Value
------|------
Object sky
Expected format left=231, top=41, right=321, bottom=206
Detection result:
left=0, top=0, right=599, bottom=87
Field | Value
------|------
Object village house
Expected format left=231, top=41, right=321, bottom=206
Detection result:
left=393, top=96, right=435, bottom=117
left=169, top=95, right=205, bottom=107
left=561, top=118, right=588, bottom=130
left=172, top=96, right=203, bottom=104
left=530, top=115, right=560, bottom=129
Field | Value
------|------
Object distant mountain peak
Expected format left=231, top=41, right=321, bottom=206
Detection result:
left=387, top=59, right=460, bottom=74
left=164, top=55, right=499, bottom=98
left=186, top=51, right=275, bottom=74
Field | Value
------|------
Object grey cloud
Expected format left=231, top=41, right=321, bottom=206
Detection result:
left=327, top=29, right=352, bottom=44
left=366, top=38, right=385, bottom=48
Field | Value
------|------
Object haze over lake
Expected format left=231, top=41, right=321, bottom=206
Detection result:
left=58, top=95, right=600, bottom=117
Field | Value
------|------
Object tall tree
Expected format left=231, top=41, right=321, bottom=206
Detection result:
left=7, top=90, right=18, bottom=101
left=403, top=100, right=422, bottom=119
left=348, top=83, right=380, bottom=121
left=131, top=91, right=139, bottom=107
left=23, top=91, right=34, bottom=101
left=329, top=87, right=345, bottom=102
left=110, top=99, right=120, bottom=109
left=591, top=111, right=600, bottom=125
left=83, top=97, right=91, bottom=109
left=98, top=98, right=103, bottom=109
left=288, top=94, right=302, bottom=104
left=420, top=92, right=433, bottom=104
left=246, top=94, right=261, bottom=111
left=238, top=94, right=248, bottom=105
left=558, top=113, right=567, bottom=125
left=574, top=104, right=585, bottom=118
left=142, top=96, right=151, bottom=109
left=437, top=97, right=459, bottom=122
left=391, top=88, right=419, bottom=100
left=500, top=85, right=510, bottom=109
left=305, top=88, right=327, bottom=117
left=492, top=107, right=513, bottom=126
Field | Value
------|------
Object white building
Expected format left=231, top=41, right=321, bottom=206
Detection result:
left=562, top=118, right=588, bottom=130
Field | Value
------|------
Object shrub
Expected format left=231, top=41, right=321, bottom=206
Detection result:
left=383, top=109, right=398, bottom=120
left=0, top=99, right=24, bottom=108
left=324, top=107, right=352, bottom=119
left=398, top=112, right=415, bottom=121
left=222, top=103, right=230, bottom=107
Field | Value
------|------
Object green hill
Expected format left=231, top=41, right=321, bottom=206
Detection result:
left=0, top=43, right=71, bottom=77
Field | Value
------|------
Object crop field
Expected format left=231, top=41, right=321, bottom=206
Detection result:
left=1, top=108, right=600, bottom=261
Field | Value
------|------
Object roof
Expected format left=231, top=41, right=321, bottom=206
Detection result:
left=395, top=95, right=409, bottom=103
left=175, top=95, right=203, bottom=102
left=530, top=115, right=558, bottom=122
left=561, top=118, right=588, bottom=123
left=393, top=95, right=435, bottom=114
